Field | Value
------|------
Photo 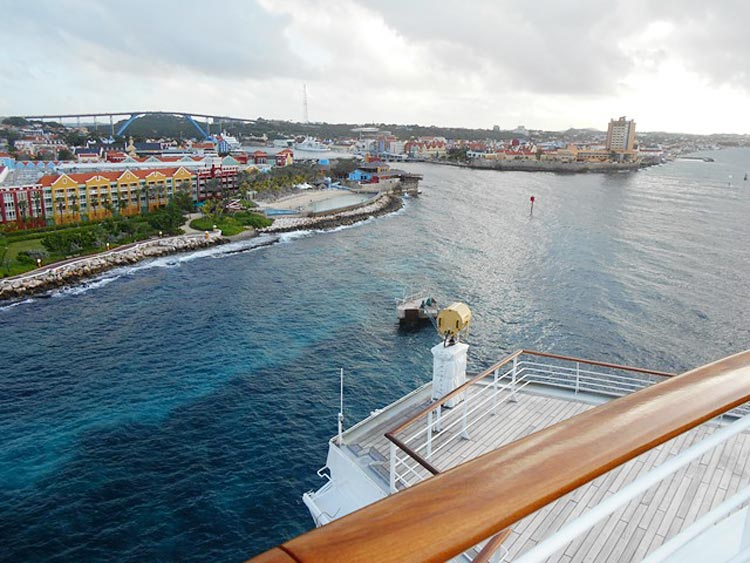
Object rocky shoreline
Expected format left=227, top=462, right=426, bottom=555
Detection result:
left=0, top=233, right=226, bottom=302
left=0, top=193, right=404, bottom=302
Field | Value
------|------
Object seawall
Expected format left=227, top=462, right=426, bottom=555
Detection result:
left=421, top=159, right=642, bottom=173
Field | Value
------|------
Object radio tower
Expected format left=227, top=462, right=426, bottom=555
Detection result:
left=303, top=83, right=310, bottom=124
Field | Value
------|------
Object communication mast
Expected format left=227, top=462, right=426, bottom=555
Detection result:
left=303, top=84, right=310, bottom=124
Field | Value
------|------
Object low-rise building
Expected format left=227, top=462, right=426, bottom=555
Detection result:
left=14, top=167, right=200, bottom=226
left=0, top=184, right=47, bottom=228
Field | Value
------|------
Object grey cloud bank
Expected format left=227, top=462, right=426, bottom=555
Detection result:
left=1, top=0, right=749, bottom=133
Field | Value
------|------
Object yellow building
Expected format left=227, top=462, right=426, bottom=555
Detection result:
left=39, top=167, right=196, bottom=225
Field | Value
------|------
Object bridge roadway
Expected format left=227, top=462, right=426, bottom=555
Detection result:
left=17, top=110, right=256, bottom=139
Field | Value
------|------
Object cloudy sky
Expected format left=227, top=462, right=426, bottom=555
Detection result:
left=1, top=0, right=749, bottom=134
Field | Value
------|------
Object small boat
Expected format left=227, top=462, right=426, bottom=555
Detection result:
left=395, top=292, right=439, bottom=326
left=294, top=137, right=331, bottom=152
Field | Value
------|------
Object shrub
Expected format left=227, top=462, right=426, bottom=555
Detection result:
left=41, top=226, right=106, bottom=255
left=235, top=212, right=273, bottom=229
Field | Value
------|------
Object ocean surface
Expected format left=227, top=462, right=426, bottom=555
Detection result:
left=2, top=149, right=750, bottom=561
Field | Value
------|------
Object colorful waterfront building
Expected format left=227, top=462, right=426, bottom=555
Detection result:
left=0, top=184, right=47, bottom=228
left=275, top=148, right=294, bottom=167
left=250, top=151, right=269, bottom=165
left=34, top=167, right=197, bottom=226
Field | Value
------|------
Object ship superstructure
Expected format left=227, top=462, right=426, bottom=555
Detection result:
left=252, top=305, right=750, bottom=562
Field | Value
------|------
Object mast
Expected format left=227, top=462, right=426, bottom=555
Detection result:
left=337, top=368, right=344, bottom=445
left=303, top=84, right=309, bottom=124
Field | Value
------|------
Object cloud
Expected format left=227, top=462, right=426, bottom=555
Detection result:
left=1, top=0, right=750, bottom=133
left=1, top=0, right=306, bottom=80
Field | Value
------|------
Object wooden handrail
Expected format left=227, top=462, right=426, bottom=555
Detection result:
left=249, top=351, right=750, bottom=563
left=385, top=433, right=440, bottom=476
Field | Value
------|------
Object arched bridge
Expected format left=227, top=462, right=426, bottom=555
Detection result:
left=18, top=111, right=256, bottom=139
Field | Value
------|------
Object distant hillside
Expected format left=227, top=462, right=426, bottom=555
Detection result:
left=113, top=114, right=212, bottom=140
left=109, top=113, right=522, bottom=142
left=238, top=119, right=518, bottom=142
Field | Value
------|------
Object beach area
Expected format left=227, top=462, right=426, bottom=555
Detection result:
left=258, top=189, right=346, bottom=210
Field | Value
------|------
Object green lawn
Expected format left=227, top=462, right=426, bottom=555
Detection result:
left=7, top=238, right=45, bottom=261
left=3, top=238, right=47, bottom=276
left=190, top=216, right=247, bottom=236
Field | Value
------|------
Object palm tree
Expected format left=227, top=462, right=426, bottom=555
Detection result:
left=55, top=195, right=65, bottom=224
left=32, top=192, right=42, bottom=225
left=102, top=194, right=113, bottom=218
left=17, top=199, right=28, bottom=226
left=116, top=192, right=125, bottom=216
left=90, top=194, right=99, bottom=219
left=69, top=192, right=79, bottom=221
left=137, top=186, right=147, bottom=214
left=147, top=185, right=157, bottom=211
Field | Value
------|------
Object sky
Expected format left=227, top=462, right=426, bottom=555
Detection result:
left=1, top=0, right=749, bottom=134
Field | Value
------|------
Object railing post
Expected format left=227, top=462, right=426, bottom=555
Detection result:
left=742, top=495, right=750, bottom=551
left=461, top=394, right=470, bottom=440
left=427, top=410, right=433, bottom=460
left=436, top=406, right=442, bottom=432
left=389, top=441, right=397, bottom=493
left=492, top=368, right=499, bottom=415
left=511, top=356, right=519, bottom=402
left=576, top=362, right=580, bottom=395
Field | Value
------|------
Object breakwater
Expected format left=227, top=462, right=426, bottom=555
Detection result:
left=420, top=159, right=642, bottom=173
left=469, top=159, right=641, bottom=173
left=0, top=233, right=225, bottom=301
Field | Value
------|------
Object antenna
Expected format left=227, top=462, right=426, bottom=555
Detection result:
left=303, top=84, right=310, bottom=124
left=337, top=368, right=344, bottom=445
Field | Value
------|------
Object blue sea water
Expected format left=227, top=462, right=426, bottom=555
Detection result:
left=2, top=149, right=750, bottom=561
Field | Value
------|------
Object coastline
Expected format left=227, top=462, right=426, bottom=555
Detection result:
left=416, top=158, right=646, bottom=173
left=0, top=193, right=403, bottom=303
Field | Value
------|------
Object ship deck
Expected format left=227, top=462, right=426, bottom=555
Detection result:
left=342, top=386, right=750, bottom=562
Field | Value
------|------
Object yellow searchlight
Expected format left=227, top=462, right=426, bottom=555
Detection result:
left=436, top=302, right=472, bottom=346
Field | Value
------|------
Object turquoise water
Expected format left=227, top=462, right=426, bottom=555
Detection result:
left=1, top=149, right=750, bottom=561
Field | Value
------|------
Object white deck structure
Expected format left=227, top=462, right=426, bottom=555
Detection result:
left=303, top=350, right=750, bottom=562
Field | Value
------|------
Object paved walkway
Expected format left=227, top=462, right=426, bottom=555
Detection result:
left=181, top=213, right=203, bottom=234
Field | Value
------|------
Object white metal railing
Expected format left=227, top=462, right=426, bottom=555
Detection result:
left=384, top=351, right=750, bottom=562
left=513, top=410, right=750, bottom=563
left=388, top=352, right=679, bottom=492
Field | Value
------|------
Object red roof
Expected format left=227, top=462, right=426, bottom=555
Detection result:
left=0, top=152, right=11, bottom=158
left=252, top=151, right=268, bottom=157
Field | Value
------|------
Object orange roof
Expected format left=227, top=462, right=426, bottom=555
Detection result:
left=38, top=167, right=195, bottom=186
